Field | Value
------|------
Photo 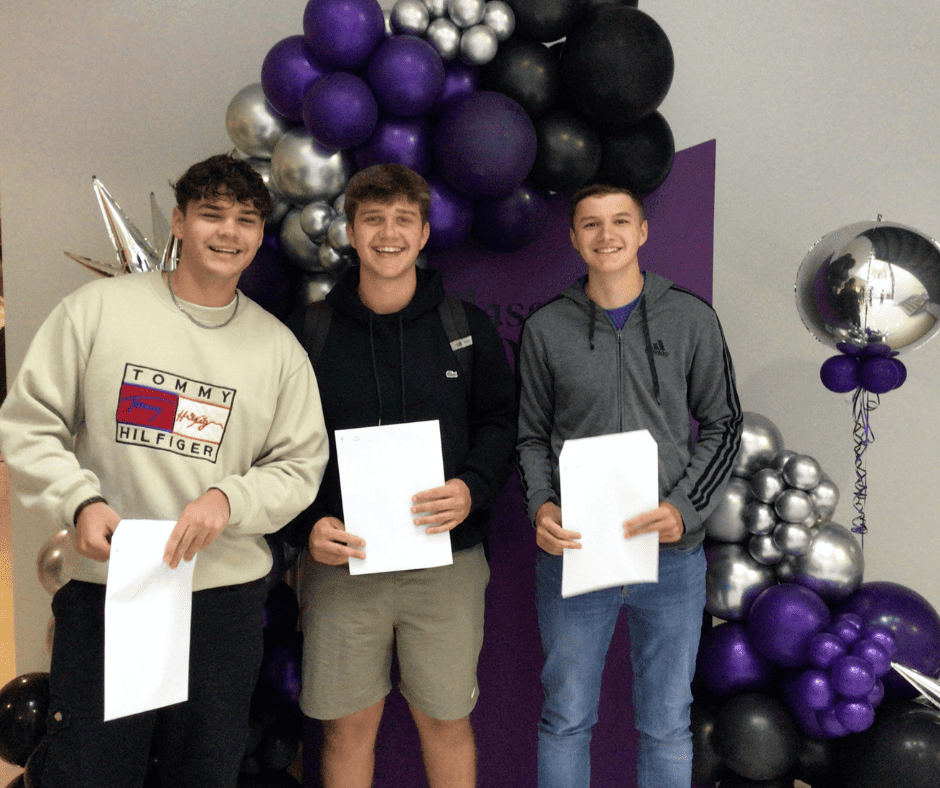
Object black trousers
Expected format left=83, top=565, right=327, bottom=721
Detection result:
left=33, top=578, right=267, bottom=788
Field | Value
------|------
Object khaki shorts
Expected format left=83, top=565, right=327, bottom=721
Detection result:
left=299, top=544, right=489, bottom=721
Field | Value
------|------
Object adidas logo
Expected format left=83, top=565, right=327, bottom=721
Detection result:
left=651, top=340, right=669, bottom=357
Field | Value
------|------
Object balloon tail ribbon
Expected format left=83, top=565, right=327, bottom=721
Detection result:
left=851, top=386, right=878, bottom=544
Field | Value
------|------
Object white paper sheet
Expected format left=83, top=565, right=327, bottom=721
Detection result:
left=336, top=420, right=453, bottom=575
left=559, top=430, right=660, bottom=598
left=104, top=520, right=195, bottom=721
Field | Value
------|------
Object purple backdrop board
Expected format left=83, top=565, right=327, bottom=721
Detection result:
left=303, top=140, right=716, bottom=787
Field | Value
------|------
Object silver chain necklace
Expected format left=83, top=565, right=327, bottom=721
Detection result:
left=166, top=273, right=239, bottom=330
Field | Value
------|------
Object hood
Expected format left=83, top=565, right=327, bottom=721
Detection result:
left=559, top=270, right=675, bottom=314
left=326, top=265, right=446, bottom=322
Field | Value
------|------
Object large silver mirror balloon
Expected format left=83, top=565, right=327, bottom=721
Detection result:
left=703, top=476, right=752, bottom=543
left=732, top=412, right=784, bottom=478
left=796, top=220, right=940, bottom=353
left=786, top=521, right=864, bottom=602
left=37, top=529, right=71, bottom=595
left=226, top=83, right=289, bottom=160
left=270, top=130, right=352, bottom=205
left=300, top=201, right=337, bottom=242
left=705, top=543, right=776, bottom=621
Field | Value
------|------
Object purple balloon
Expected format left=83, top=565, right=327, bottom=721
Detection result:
left=433, top=91, right=537, bottom=198
left=820, top=354, right=859, bottom=393
left=830, top=655, right=876, bottom=700
left=808, top=632, right=848, bottom=669
left=424, top=176, right=473, bottom=253
left=353, top=115, right=431, bottom=172
left=303, top=0, right=386, bottom=71
left=366, top=36, right=445, bottom=117
left=437, top=61, right=479, bottom=109
left=238, top=234, right=300, bottom=319
left=697, top=622, right=778, bottom=698
left=785, top=668, right=835, bottom=711
left=860, top=342, right=893, bottom=357
left=302, top=71, right=378, bottom=150
left=258, top=631, right=302, bottom=707
left=834, top=699, right=875, bottom=733
left=261, top=36, right=329, bottom=122
left=816, top=706, right=850, bottom=738
left=859, top=355, right=900, bottom=393
left=829, top=613, right=863, bottom=646
left=852, top=638, right=891, bottom=677
left=473, top=182, right=550, bottom=252
left=866, top=678, right=885, bottom=707
left=891, top=357, right=907, bottom=388
left=863, top=625, right=898, bottom=659
left=840, top=581, right=940, bottom=699
left=747, top=584, right=831, bottom=667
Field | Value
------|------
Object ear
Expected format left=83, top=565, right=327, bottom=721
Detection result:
left=171, top=206, right=185, bottom=240
left=638, top=219, right=649, bottom=248
left=569, top=226, right=579, bottom=252
left=345, top=219, right=358, bottom=252
left=418, top=221, right=431, bottom=250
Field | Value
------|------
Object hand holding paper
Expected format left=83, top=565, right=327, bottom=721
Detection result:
left=309, top=515, right=366, bottom=565
left=624, top=501, right=684, bottom=543
left=411, top=477, right=472, bottom=534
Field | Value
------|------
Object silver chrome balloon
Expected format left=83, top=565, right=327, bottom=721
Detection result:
left=705, top=543, right=776, bottom=622
left=772, top=521, right=812, bottom=556
left=782, top=453, right=823, bottom=491
left=280, top=208, right=324, bottom=271
left=245, top=158, right=291, bottom=224
left=810, top=478, right=840, bottom=521
left=750, top=467, right=786, bottom=504
left=459, top=24, right=498, bottom=66
left=333, top=193, right=347, bottom=214
left=299, top=272, right=337, bottom=305
left=482, top=0, right=515, bottom=40
left=743, top=500, right=777, bottom=536
left=732, top=412, right=785, bottom=478
left=749, top=533, right=785, bottom=565
left=796, top=220, right=940, bottom=353
left=37, top=529, right=70, bottom=595
left=774, top=488, right=814, bottom=523
left=299, top=201, right=337, bottom=242
left=775, top=554, right=799, bottom=582
left=391, top=0, right=431, bottom=35
left=225, top=83, right=289, bottom=160
left=424, top=0, right=449, bottom=18
left=426, top=17, right=462, bottom=61
left=318, top=242, right=347, bottom=273
left=326, top=215, right=352, bottom=253
left=703, top=476, right=752, bottom=543
left=270, top=130, right=352, bottom=206
left=771, top=449, right=798, bottom=472
left=788, top=521, right=864, bottom=603
left=448, top=0, right=485, bottom=28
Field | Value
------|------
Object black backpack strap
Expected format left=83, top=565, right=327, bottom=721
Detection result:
left=301, top=300, right=333, bottom=366
left=437, top=295, right=473, bottom=393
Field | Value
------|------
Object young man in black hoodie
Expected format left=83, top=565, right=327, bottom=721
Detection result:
left=289, top=164, right=516, bottom=788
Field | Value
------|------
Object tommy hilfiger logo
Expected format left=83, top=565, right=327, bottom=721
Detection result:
left=115, top=364, right=234, bottom=463
left=651, top=340, right=669, bottom=357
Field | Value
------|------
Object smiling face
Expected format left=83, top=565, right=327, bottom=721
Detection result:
left=347, top=198, right=430, bottom=285
left=570, top=192, right=648, bottom=279
left=171, top=196, right=264, bottom=291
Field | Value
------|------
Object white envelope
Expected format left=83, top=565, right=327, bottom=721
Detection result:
left=336, top=420, right=453, bottom=575
left=559, top=430, right=659, bottom=598
left=104, top=520, right=195, bottom=721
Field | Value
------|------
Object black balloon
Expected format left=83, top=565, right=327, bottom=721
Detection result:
left=836, top=700, right=940, bottom=788
left=473, top=182, right=550, bottom=252
left=480, top=38, right=559, bottom=119
left=583, top=0, right=639, bottom=7
left=714, top=693, right=799, bottom=782
left=0, top=673, right=49, bottom=768
left=260, top=726, right=299, bottom=772
left=262, top=581, right=300, bottom=635
left=715, top=773, right=793, bottom=788
left=691, top=703, right=725, bottom=785
left=237, top=771, right=302, bottom=788
left=529, top=109, right=602, bottom=193
left=560, top=6, right=674, bottom=129
left=793, top=735, right=840, bottom=787
left=596, top=111, right=675, bottom=196
left=506, top=0, right=582, bottom=42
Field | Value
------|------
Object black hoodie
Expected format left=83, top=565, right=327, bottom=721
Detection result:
left=287, top=265, right=516, bottom=552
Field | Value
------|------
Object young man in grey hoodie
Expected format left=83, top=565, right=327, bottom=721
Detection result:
left=516, top=184, right=741, bottom=788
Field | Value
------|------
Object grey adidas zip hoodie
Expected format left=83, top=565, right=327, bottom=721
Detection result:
left=516, top=271, right=742, bottom=551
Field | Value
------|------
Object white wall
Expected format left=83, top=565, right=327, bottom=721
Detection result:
left=2, top=1, right=938, bottom=673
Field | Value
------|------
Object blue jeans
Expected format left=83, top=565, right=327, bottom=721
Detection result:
left=535, top=544, right=706, bottom=788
